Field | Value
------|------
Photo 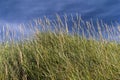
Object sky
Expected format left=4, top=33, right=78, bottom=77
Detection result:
left=0, top=0, right=81, bottom=23
left=0, top=0, right=120, bottom=42
left=0, top=0, right=120, bottom=23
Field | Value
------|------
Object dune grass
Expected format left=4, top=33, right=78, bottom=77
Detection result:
left=0, top=15, right=120, bottom=80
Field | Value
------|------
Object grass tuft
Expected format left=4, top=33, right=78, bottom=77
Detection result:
left=0, top=15, right=120, bottom=80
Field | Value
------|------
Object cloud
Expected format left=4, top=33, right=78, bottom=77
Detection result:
left=0, top=0, right=120, bottom=42
left=0, top=0, right=82, bottom=23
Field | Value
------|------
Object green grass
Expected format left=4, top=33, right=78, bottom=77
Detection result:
left=0, top=15, right=120, bottom=80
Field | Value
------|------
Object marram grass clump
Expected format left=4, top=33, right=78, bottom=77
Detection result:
left=0, top=15, right=120, bottom=80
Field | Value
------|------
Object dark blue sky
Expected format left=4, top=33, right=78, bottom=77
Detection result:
left=0, top=0, right=120, bottom=24
left=0, top=0, right=120, bottom=41
left=0, top=0, right=81, bottom=23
